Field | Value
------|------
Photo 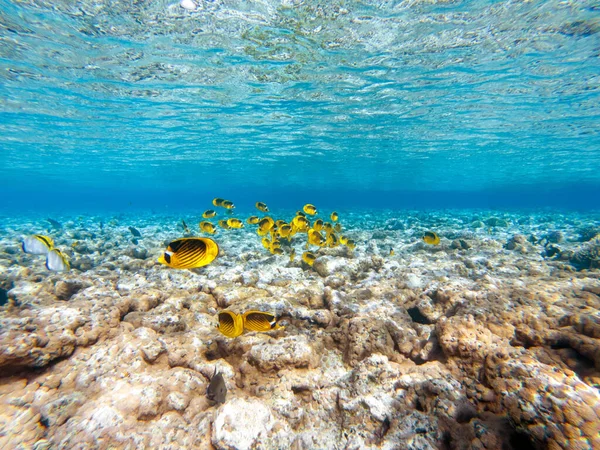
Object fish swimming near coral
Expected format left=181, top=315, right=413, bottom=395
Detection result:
left=222, top=200, right=235, bottom=210
left=128, top=226, right=141, bottom=237
left=217, top=310, right=244, bottom=338
left=206, top=369, right=227, bottom=404
left=202, top=210, right=216, bottom=219
left=158, top=237, right=219, bottom=269
left=199, top=221, right=217, bottom=234
left=242, top=311, right=284, bottom=332
left=302, top=251, right=316, bottom=266
left=246, top=216, right=260, bottom=225
left=389, top=247, right=394, bottom=256
left=22, top=235, right=54, bottom=255
left=47, top=218, right=62, bottom=229
left=289, top=248, right=296, bottom=262
left=303, top=204, right=317, bottom=215
left=423, top=231, right=440, bottom=245
left=181, top=220, right=191, bottom=234
left=46, top=248, right=70, bottom=272
left=226, top=218, right=244, bottom=229
left=330, top=212, right=339, bottom=222
left=255, top=202, right=269, bottom=212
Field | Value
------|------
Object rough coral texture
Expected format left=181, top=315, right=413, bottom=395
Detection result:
left=0, top=210, right=599, bottom=449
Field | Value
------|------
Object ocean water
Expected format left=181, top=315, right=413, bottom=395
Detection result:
left=1, top=0, right=599, bottom=212
left=2, top=2, right=600, bottom=450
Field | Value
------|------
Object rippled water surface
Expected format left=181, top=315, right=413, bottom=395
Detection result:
left=1, top=0, right=599, bottom=207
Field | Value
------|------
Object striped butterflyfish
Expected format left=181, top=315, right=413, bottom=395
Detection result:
left=22, top=235, right=54, bottom=255
left=158, top=237, right=219, bottom=269
left=303, top=204, right=317, bottom=215
left=255, top=202, right=269, bottom=212
left=242, top=311, right=283, bottom=332
left=217, top=310, right=244, bottom=338
left=212, top=198, right=225, bottom=207
left=202, top=210, right=216, bottom=219
left=423, top=231, right=440, bottom=245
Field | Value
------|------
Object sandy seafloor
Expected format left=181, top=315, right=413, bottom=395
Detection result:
left=0, top=209, right=599, bottom=450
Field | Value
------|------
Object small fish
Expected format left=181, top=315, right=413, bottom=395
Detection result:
left=222, top=200, right=235, bottom=210
left=242, top=311, right=284, bottom=332
left=22, top=235, right=54, bottom=255
left=323, top=222, right=334, bottom=233
left=199, top=221, right=217, bottom=234
left=212, top=198, right=225, bottom=207
left=218, top=219, right=231, bottom=230
left=226, top=218, right=244, bottom=229
left=270, top=247, right=284, bottom=255
left=181, top=220, right=191, bottom=234
left=131, top=238, right=139, bottom=245
left=128, top=226, right=141, bottom=237
left=246, top=216, right=260, bottom=225
left=202, top=210, right=217, bottom=219
left=206, top=369, right=227, bottom=404
left=217, top=310, right=244, bottom=338
left=313, top=219, right=324, bottom=232
left=331, top=212, right=339, bottom=222
left=339, top=235, right=348, bottom=245
left=423, top=231, right=440, bottom=245
left=158, top=237, right=219, bottom=269
left=308, top=229, right=326, bottom=247
left=292, top=215, right=310, bottom=232
left=345, top=239, right=356, bottom=250
left=255, top=202, right=269, bottom=212
left=262, top=237, right=271, bottom=249
left=302, top=251, right=316, bottom=266
left=389, top=247, right=394, bottom=256
left=278, top=224, right=292, bottom=238
left=289, top=248, right=296, bottom=262
left=334, top=223, right=342, bottom=233
left=47, top=218, right=62, bottom=229
left=258, top=217, right=275, bottom=233
left=303, top=204, right=317, bottom=215
left=296, top=211, right=306, bottom=218
left=326, top=232, right=339, bottom=248
left=46, top=249, right=70, bottom=272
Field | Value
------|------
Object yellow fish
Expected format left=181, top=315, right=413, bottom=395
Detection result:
left=313, top=219, right=324, bottom=232
left=331, top=211, right=339, bottom=222
left=423, top=231, right=440, bottom=245
left=212, top=198, right=225, bottom=207
left=247, top=216, right=260, bottom=225
left=22, top=235, right=54, bottom=255
left=270, top=247, right=284, bottom=255
left=261, top=237, right=271, bottom=249
left=222, top=200, right=235, bottom=210
left=389, top=247, right=394, bottom=256
left=226, top=218, right=244, bottom=229
left=326, top=232, right=339, bottom=248
left=334, top=223, right=342, bottom=233
left=242, top=311, right=284, bottom=332
left=345, top=239, right=356, bottom=250
left=308, top=229, right=326, bottom=247
left=218, top=219, right=231, bottom=230
left=158, top=237, right=219, bottom=269
left=278, top=224, right=292, bottom=238
left=199, top=221, right=217, bottom=234
left=203, top=210, right=217, bottom=219
left=339, top=235, right=348, bottom=245
left=217, top=311, right=244, bottom=338
left=292, top=215, right=310, bottom=232
left=323, top=222, right=334, bottom=233
left=258, top=217, right=274, bottom=233
left=303, top=204, right=317, bottom=215
left=289, top=248, right=296, bottom=262
left=302, top=251, right=316, bottom=266
left=255, top=202, right=269, bottom=212
left=296, top=211, right=306, bottom=217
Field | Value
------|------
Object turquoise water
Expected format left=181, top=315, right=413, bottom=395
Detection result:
left=1, top=0, right=599, bottom=211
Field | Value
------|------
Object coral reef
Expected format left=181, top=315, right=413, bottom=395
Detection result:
left=0, top=210, right=599, bottom=449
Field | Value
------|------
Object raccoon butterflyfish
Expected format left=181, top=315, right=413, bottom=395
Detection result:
left=258, top=217, right=274, bottom=233
left=202, top=210, right=216, bottom=219
left=242, top=311, right=284, bottom=332
left=389, top=247, right=395, bottom=256
left=199, top=221, right=217, bottom=234
left=222, top=200, right=235, bottom=210
left=255, top=202, right=269, bottom=212
left=292, top=215, right=310, bottom=232
left=247, top=216, right=260, bottom=225
left=331, top=211, right=339, bottom=222
left=217, top=310, right=244, bottom=338
left=302, top=251, right=317, bottom=266
left=289, top=248, right=296, bottom=262
left=423, top=231, right=440, bottom=245
left=275, top=220, right=286, bottom=228
left=295, top=211, right=306, bottom=217
left=326, top=232, right=339, bottom=247
left=261, top=237, right=271, bottom=249
left=339, top=235, right=348, bottom=245
left=323, top=222, right=334, bottom=233
left=313, top=219, right=324, bottom=232
left=308, top=229, right=326, bottom=247
left=181, top=220, right=191, bottom=234
left=334, top=223, right=342, bottom=233
left=46, top=248, right=70, bottom=272
left=226, top=218, right=244, bottom=229
left=303, top=204, right=317, bottom=215
left=22, top=235, right=54, bottom=255
left=128, top=226, right=141, bottom=237
left=270, top=247, right=284, bottom=255
left=206, top=369, right=227, bottom=404
left=218, top=219, right=231, bottom=230
left=345, top=239, right=356, bottom=250
left=278, top=224, right=292, bottom=238
left=158, top=237, right=219, bottom=269
left=212, top=198, right=225, bottom=207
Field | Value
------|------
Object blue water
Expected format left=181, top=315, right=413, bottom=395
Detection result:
left=1, top=0, right=599, bottom=212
